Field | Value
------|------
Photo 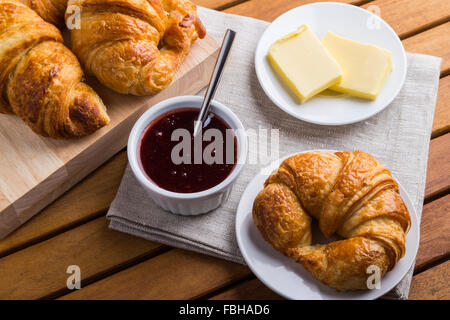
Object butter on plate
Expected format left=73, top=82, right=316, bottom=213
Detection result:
left=322, top=32, right=393, bottom=100
left=267, top=25, right=342, bottom=103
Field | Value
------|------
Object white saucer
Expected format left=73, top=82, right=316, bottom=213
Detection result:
left=254, top=2, right=407, bottom=125
left=235, top=150, right=419, bottom=300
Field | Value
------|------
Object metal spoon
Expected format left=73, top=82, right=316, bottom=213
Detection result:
left=193, top=29, right=236, bottom=137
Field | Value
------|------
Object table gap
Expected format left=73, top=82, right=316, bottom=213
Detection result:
left=0, top=210, right=106, bottom=259
left=399, top=16, right=450, bottom=41
left=431, top=131, right=449, bottom=140
left=414, top=254, right=450, bottom=275
left=424, top=188, right=450, bottom=205
left=216, top=0, right=250, bottom=11
left=45, top=245, right=172, bottom=300
left=353, top=0, right=374, bottom=6
left=196, top=274, right=256, bottom=300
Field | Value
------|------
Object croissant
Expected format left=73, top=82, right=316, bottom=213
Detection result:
left=0, top=0, right=109, bottom=138
left=252, top=151, right=411, bottom=291
left=18, top=0, right=68, bottom=26
left=65, top=0, right=206, bottom=95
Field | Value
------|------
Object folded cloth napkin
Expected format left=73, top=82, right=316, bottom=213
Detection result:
left=107, top=7, right=442, bottom=299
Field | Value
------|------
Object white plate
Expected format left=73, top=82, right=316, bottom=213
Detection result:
left=254, top=2, right=407, bottom=125
left=235, top=150, right=420, bottom=300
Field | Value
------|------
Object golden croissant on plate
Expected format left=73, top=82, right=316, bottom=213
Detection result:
left=0, top=0, right=109, bottom=138
left=252, top=151, right=411, bottom=291
left=65, top=0, right=206, bottom=95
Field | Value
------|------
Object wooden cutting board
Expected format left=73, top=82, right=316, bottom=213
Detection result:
left=0, top=35, right=219, bottom=239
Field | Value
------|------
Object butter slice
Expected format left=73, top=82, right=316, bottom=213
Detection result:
left=268, top=25, right=342, bottom=103
left=322, top=32, right=393, bottom=100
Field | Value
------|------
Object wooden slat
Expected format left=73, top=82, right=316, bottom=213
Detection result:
left=425, top=134, right=450, bottom=198
left=361, top=0, right=450, bottom=39
left=0, top=151, right=127, bottom=257
left=59, top=249, right=251, bottom=300
left=432, top=76, right=450, bottom=137
left=403, top=22, right=450, bottom=75
left=210, top=278, right=282, bottom=300
left=224, top=0, right=359, bottom=22
left=409, top=260, right=450, bottom=299
left=0, top=217, right=164, bottom=299
left=415, top=194, right=450, bottom=272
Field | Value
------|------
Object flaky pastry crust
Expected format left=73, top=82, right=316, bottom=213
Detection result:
left=18, top=0, right=68, bottom=26
left=0, top=0, right=109, bottom=138
left=66, top=0, right=206, bottom=95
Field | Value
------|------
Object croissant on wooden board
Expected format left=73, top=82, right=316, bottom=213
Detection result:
left=0, top=0, right=109, bottom=138
left=252, top=151, right=411, bottom=291
left=65, top=0, right=207, bottom=95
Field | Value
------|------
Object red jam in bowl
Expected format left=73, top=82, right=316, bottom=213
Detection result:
left=139, top=108, right=237, bottom=193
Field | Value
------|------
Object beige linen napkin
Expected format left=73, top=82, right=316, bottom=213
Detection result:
left=107, top=7, right=442, bottom=299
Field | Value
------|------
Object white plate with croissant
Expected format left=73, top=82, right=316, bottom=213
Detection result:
left=236, top=150, right=419, bottom=300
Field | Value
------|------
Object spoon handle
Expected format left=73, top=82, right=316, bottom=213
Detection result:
left=193, top=29, right=236, bottom=137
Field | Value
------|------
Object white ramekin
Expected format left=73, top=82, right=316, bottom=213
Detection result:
left=128, top=95, right=248, bottom=215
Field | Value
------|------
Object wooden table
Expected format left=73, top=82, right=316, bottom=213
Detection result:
left=0, top=0, right=448, bottom=300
